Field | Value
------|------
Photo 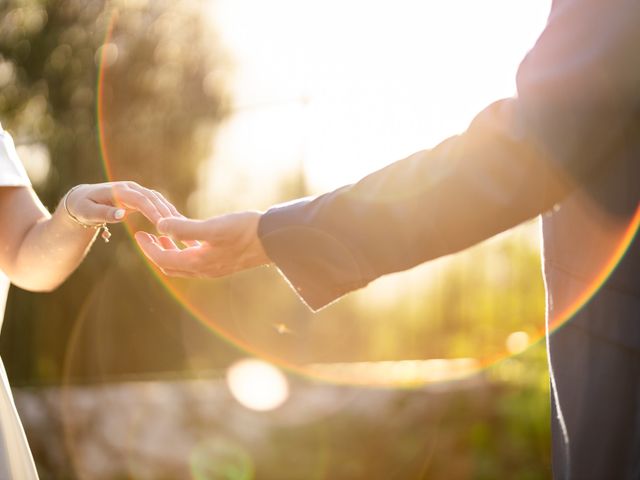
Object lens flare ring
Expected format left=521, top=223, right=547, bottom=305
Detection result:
left=96, top=9, right=640, bottom=388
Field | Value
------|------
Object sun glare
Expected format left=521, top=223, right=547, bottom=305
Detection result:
left=203, top=0, right=550, bottom=212
left=226, top=358, right=290, bottom=411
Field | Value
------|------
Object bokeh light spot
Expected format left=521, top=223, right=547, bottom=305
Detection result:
left=506, top=331, right=530, bottom=355
left=95, top=42, right=119, bottom=68
left=0, top=59, right=16, bottom=88
left=16, top=143, right=50, bottom=186
left=226, top=358, right=289, bottom=411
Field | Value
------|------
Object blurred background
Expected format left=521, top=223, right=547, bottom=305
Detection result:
left=0, top=0, right=553, bottom=478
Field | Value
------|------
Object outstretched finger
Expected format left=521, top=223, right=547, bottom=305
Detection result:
left=151, top=192, right=198, bottom=248
left=157, top=217, right=210, bottom=242
left=146, top=193, right=200, bottom=247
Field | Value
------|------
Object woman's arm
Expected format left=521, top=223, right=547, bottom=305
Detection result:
left=0, top=181, right=174, bottom=292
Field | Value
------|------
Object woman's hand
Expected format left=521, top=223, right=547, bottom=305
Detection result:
left=63, top=181, right=178, bottom=227
left=0, top=180, right=180, bottom=292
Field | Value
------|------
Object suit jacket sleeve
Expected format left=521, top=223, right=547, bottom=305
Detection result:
left=258, top=0, right=640, bottom=311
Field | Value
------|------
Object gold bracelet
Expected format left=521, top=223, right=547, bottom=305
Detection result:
left=63, top=186, right=112, bottom=243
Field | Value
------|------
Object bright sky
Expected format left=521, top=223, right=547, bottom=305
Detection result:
left=202, top=0, right=551, bottom=214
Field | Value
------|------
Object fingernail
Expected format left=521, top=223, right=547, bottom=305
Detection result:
left=114, top=209, right=126, bottom=220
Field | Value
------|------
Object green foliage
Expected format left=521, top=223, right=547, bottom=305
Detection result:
left=0, top=0, right=232, bottom=385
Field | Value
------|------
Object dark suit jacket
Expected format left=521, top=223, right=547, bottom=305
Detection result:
left=258, top=0, right=639, bottom=348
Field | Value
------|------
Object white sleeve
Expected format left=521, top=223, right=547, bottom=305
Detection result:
left=0, top=124, right=31, bottom=187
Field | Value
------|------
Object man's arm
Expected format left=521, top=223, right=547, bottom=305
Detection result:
left=138, top=0, right=640, bottom=310
left=255, top=0, right=640, bottom=310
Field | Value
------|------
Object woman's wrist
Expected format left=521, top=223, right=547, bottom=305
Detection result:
left=60, top=185, right=114, bottom=242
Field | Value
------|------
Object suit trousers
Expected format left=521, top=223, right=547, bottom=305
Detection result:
left=548, top=287, right=640, bottom=479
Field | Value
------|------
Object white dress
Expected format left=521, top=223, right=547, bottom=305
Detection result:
left=0, top=124, right=40, bottom=479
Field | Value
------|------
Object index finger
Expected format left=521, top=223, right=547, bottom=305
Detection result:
left=113, top=188, right=163, bottom=224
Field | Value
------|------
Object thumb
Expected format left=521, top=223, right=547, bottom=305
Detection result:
left=157, top=217, right=209, bottom=241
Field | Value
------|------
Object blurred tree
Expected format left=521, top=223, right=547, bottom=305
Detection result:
left=0, top=0, right=235, bottom=385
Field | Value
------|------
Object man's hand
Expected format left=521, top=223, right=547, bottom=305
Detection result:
left=135, top=211, right=271, bottom=277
